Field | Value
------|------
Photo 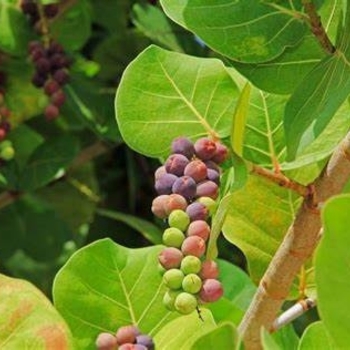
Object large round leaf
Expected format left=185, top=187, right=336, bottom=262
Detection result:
left=0, top=274, right=73, bottom=349
left=115, top=45, right=238, bottom=157
left=53, top=239, right=177, bottom=349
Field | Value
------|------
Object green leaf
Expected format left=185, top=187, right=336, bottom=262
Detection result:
left=153, top=309, right=216, bottom=350
left=18, top=135, right=79, bottom=191
left=0, top=274, right=74, bottom=349
left=191, top=322, right=238, bottom=350
left=315, top=194, right=350, bottom=348
left=160, top=0, right=307, bottom=63
left=298, top=321, right=335, bottom=350
left=50, top=0, right=91, bottom=51
left=222, top=175, right=300, bottom=286
left=0, top=3, right=33, bottom=56
left=116, top=45, right=238, bottom=158
left=284, top=7, right=350, bottom=160
left=262, top=328, right=282, bottom=350
left=231, top=35, right=325, bottom=95
left=53, top=239, right=177, bottom=349
left=272, top=325, right=299, bottom=350
left=96, top=208, right=163, bottom=245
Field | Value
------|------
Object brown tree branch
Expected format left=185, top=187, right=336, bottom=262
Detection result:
left=238, top=131, right=350, bottom=349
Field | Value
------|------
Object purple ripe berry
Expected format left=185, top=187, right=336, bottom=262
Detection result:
left=164, top=194, right=187, bottom=215
left=44, top=3, right=59, bottom=18
left=119, top=344, right=147, bottom=350
left=184, top=160, right=207, bottom=182
left=154, top=165, right=167, bottom=180
left=44, top=104, right=59, bottom=120
left=199, top=260, right=219, bottom=279
left=31, top=72, right=46, bottom=88
left=187, top=220, right=210, bottom=241
left=172, top=176, right=196, bottom=200
left=207, top=168, right=220, bottom=184
left=211, top=142, right=228, bottom=163
left=199, top=279, right=223, bottom=303
left=158, top=247, right=183, bottom=269
left=53, top=69, right=69, bottom=85
left=205, top=160, right=220, bottom=172
left=171, top=137, right=195, bottom=159
left=165, top=154, right=189, bottom=176
left=51, top=90, right=66, bottom=107
left=196, top=180, right=218, bottom=200
left=194, top=138, right=217, bottom=160
left=136, top=335, right=155, bottom=350
left=95, top=332, right=118, bottom=350
left=155, top=173, right=178, bottom=195
left=181, top=236, right=206, bottom=258
left=36, top=57, right=51, bottom=74
left=151, top=195, right=169, bottom=219
left=44, top=80, right=60, bottom=96
left=186, top=202, right=209, bottom=222
left=116, top=325, right=140, bottom=345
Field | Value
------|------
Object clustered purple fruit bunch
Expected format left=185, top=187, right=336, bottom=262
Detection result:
left=152, top=136, right=228, bottom=315
left=0, top=71, right=11, bottom=141
left=96, top=325, right=154, bottom=350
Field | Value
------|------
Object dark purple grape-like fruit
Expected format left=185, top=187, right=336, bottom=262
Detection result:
left=204, top=160, right=220, bottom=172
left=155, top=173, right=178, bottom=195
left=48, top=41, right=64, bottom=55
left=44, top=3, right=59, bottom=18
left=184, top=160, right=207, bottom=182
left=200, top=260, right=219, bottom=279
left=116, top=325, right=140, bottom=345
left=36, top=57, right=51, bottom=74
left=194, top=138, right=217, bottom=160
left=165, top=154, right=189, bottom=176
left=136, top=335, right=155, bottom=350
left=211, top=142, right=228, bottom=163
left=21, top=0, right=37, bottom=15
left=171, top=137, right=195, bottom=159
left=196, top=180, right=218, bottom=200
left=158, top=247, right=183, bottom=269
left=95, top=332, right=118, bottom=350
left=207, top=168, right=220, bottom=184
left=53, top=69, right=69, bottom=84
left=44, top=80, right=60, bottom=96
left=44, top=104, right=59, bottom=120
left=199, top=279, right=223, bottom=303
left=187, top=220, right=210, bottom=241
left=172, top=176, right=196, bottom=200
left=154, top=165, right=167, bottom=180
left=119, top=344, right=147, bottom=350
left=181, top=236, right=206, bottom=257
left=164, top=194, right=187, bottom=215
left=31, top=72, right=46, bottom=87
left=28, top=40, right=41, bottom=54
left=51, top=90, right=66, bottom=107
left=186, top=202, right=209, bottom=222
left=50, top=54, right=69, bottom=70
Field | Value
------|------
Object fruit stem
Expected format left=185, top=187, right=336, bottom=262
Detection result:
left=36, top=0, right=51, bottom=48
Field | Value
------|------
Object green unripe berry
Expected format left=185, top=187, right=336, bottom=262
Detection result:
left=0, top=140, right=12, bottom=150
left=0, top=146, right=15, bottom=161
left=182, top=273, right=202, bottom=294
left=162, top=227, right=185, bottom=248
left=180, top=255, right=202, bottom=275
left=168, top=209, right=190, bottom=231
left=174, top=292, right=198, bottom=314
left=163, top=268, right=184, bottom=290
left=197, top=196, right=217, bottom=215
left=163, top=290, right=181, bottom=311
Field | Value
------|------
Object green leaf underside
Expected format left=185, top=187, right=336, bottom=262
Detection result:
left=191, top=322, right=237, bottom=350
left=222, top=175, right=300, bottom=288
left=160, top=0, right=307, bottom=63
left=316, top=195, right=350, bottom=349
left=116, top=45, right=238, bottom=158
left=0, top=274, right=73, bottom=349
left=153, top=309, right=216, bottom=350
left=284, top=6, right=350, bottom=160
left=298, top=321, right=335, bottom=350
left=53, top=239, right=178, bottom=349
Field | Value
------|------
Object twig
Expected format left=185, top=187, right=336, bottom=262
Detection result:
left=36, top=0, right=51, bottom=47
left=302, top=0, right=335, bottom=54
left=251, top=165, right=312, bottom=198
left=270, top=298, right=316, bottom=332
left=238, top=131, right=350, bottom=349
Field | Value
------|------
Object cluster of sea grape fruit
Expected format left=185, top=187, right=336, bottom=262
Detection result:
left=27, top=39, right=71, bottom=120
left=95, top=325, right=154, bottom=350
left=0, top=71, right=11, bottom=141
left=152, top=136, right=227, bottom=315
left=21, top=0, right=59, bottom=26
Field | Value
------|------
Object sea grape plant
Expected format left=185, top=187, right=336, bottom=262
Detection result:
left=1, top=1, right=350, bottom=350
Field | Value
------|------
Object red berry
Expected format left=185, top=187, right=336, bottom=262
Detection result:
left=44, top=104, right=59, bottom=120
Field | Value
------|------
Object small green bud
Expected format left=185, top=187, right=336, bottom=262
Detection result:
left=182, top=273, right=202, bottom=294
left=163, top=268, right=184, bottom=290
left=163, top=227, right=185, bottom=248
left=180, top=255, right=202, bottom=275
left=174, top=292, right=198, bottom=314
left=0, top=146, right=15, bottom=161
left=168, top=209, right=190, bottom=231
